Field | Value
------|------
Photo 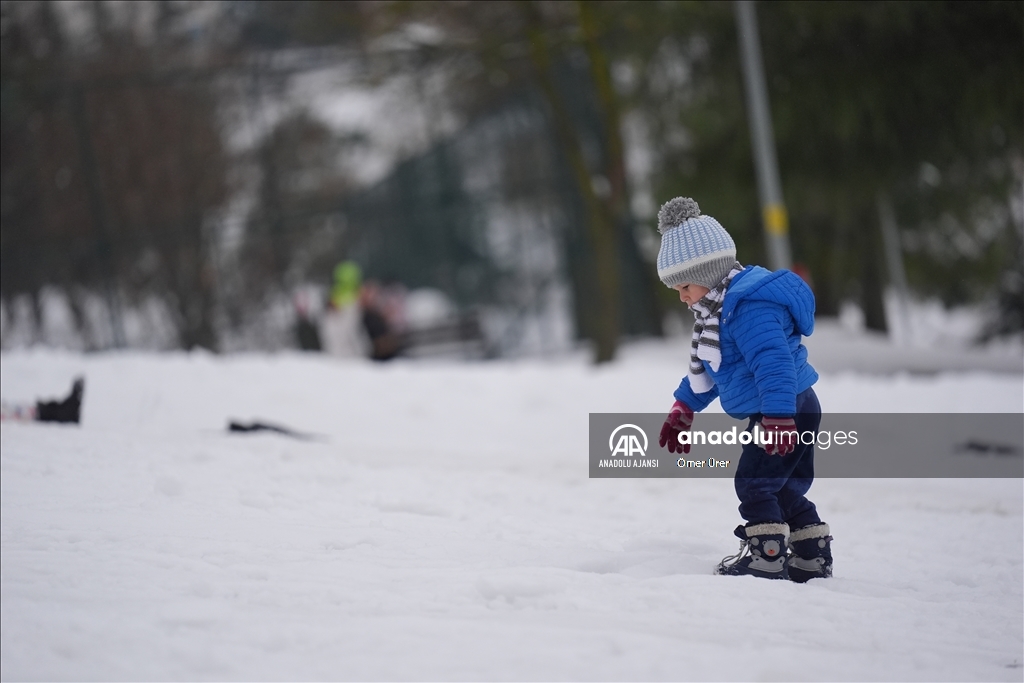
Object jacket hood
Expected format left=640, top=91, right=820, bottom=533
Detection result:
left=722, top=266, right=816, bottom=336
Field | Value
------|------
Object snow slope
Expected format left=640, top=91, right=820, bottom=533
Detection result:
left=2, top=347, right=1022, bottom=681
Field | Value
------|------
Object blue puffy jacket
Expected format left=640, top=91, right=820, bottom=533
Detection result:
left=674, top=266, right=819, bottom=419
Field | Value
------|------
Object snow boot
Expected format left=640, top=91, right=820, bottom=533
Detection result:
left=715, top=522, right=789, bottom=580
left=787, top=523, right=832, bottom=583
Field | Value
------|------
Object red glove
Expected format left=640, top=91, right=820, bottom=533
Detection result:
left=760, top=416, right=798, bottom=456
left=659, top=400, right=694, bottom=454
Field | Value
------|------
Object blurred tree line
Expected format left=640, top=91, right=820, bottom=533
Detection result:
left=1, top=0, right=1020, bottom=358
left=1, top=1, right=231, bottom=349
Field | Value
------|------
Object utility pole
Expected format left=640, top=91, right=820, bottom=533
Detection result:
left=735, top=0, right=791, bottom=271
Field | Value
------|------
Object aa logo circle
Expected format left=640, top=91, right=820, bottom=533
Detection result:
left=609, top=424, right=648, bottom=457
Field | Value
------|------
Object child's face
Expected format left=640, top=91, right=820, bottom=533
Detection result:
left=673, top=283, right=710, bottom=307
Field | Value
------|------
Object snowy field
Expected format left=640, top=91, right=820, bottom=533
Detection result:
left=1, top=345, right=1022, bottom=681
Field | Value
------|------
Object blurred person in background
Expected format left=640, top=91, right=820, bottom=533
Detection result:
left=377, top=280, right=408, bottom=339
left=320, top=261, right=366, bottom=358
left=655, top=198, right=831, bottom=583
left=359, top=280, right=403, bottom=362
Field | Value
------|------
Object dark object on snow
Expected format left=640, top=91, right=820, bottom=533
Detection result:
left=36, top=377, right=84, bottom=424
left=228, top=420, right=322, bottom=441
left=956, top=440, right=1023, bottom=457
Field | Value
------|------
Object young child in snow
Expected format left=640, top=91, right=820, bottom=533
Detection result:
left=654, top=197, right=832, bottom=582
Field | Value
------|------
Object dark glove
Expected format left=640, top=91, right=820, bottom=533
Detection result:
left=760, top=416, right=798, bottom=456
left=659, top=400, right=694, bottom=454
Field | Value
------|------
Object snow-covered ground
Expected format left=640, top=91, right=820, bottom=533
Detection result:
left=2, top=346, right=1022, bottom=681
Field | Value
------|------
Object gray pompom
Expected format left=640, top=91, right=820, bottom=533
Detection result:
left=657, top=197, right=701, bottom=234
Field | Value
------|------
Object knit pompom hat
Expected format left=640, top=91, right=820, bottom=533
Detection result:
left=656, top=197, right=737, bottom=289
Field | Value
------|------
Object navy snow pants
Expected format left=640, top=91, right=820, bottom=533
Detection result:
left=734, top=387, right=822, bottom=528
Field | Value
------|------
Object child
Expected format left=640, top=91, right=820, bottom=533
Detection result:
left=654, top=197, right=832, bottom=582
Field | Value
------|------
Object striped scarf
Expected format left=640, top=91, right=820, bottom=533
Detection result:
left=688, top=262, right=745, bottom=394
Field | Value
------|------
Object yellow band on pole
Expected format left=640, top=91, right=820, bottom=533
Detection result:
left=763, top=203, right=789, bottom=236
